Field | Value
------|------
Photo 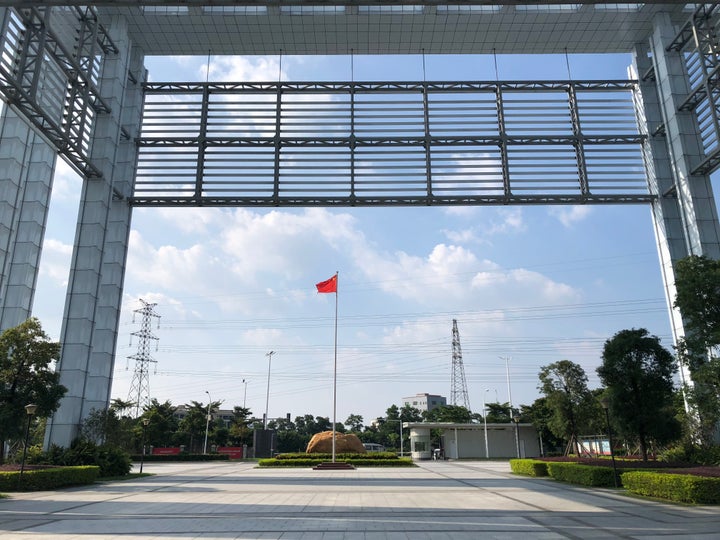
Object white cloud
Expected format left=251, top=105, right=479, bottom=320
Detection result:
left=38, top=238, right=73, bottom=286
left=549, top=205, right=593, bottom=227
left=442, top=208, right=525, bottom=244
left=208, top=56, right=284, bottom=82
left=50, top=159, right=82, bottom=204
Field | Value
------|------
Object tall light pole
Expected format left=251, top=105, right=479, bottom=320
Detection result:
left=140, top=417, right=150, bottom=473
left=512, top=413, right=521, bottom=458
left=264, top=351, right=274, bottom=429
left=501, top=356, right=513, bottom=419
left=600, top=397, right=619, bottom=487
left=482, top=389, right=490, bottom=459
left=19, top=404, right=37, bottom=482
left=203, top=390, right=212, bottom=454
left=242, top=379, right=248, bottom=409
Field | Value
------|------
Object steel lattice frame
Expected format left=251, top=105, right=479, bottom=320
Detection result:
left=655, top=3, right=720, bottom=176
left=0, top=5, right=116, bottom=178
left=134, top=79, right=651, bottom=207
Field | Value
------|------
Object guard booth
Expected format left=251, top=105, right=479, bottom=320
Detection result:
left=405, top=422, right=540, bottom=460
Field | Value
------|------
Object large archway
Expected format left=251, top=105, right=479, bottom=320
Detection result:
left=1, top=3, right=719, bottom=446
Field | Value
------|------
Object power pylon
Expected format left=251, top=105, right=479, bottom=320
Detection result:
left=450, top=319, right=470, bottom=410
left=127, top=299, right=160, bottom=418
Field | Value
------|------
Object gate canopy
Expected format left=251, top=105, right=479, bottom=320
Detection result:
left=133, top=79, right=651, bottom=207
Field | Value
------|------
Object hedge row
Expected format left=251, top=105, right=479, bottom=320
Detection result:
left=130, top=453, right=230, bottom=462
left=546, top=462, right=618, bottom=487
left=511, top=459, right=619, bottom=487
left=509, top=459, right=549, bottom=477
left=621, top=471, right=720, bottom=504
left=274, top=452, right=398, bottom=461
left=258, top=457, right=415, bottom=468
left=511, top=459, right=720, bottom=504
left=0, top=466, right=100, bottom=492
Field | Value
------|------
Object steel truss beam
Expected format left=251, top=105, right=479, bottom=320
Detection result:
left=659, top=2, right=720, bottom=176
left=132, top=79, right=652, bottom=207
left=0, top=6, right=116, bottom=178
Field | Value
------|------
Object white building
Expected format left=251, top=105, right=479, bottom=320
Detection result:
left=405, top=422, right=540, bottom=460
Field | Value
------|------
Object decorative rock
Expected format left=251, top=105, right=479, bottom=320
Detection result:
left=306, top=431, right=367, bottom=454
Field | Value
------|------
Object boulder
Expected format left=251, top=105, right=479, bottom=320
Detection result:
left=306, top=431, right=367, bottom=454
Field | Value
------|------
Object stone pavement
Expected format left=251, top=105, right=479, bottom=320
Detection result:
left=1, top=460, right=718, bottom=539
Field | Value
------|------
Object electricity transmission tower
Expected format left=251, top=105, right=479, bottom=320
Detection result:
left=450, top=319, right=471, bottom=410
left=127, top=299, right=160, bottom=417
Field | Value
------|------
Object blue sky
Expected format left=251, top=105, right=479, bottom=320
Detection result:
left=24, top=52, right=691, bottom=426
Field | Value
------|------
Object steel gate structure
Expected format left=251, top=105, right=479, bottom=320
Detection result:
left=1, top=1, right=720, bottom=447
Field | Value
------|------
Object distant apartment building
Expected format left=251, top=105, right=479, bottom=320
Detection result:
left=402, top=393, right=447, bottom=412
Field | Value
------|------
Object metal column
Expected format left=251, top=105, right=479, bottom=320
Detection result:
left=44, top=16, right=144, bottom=448
left=633, top=12, right=720, bottom=391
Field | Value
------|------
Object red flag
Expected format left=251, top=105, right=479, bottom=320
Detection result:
left=316, top=274, right=337, bottom=293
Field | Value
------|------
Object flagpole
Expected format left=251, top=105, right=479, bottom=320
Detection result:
left=332, top=271, right=338, bottom=463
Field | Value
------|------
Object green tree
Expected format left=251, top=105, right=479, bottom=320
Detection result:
left=423, top=404, right=473, bottom=423
left=228, top=406, right=253, bottom=446
left=399, top=404, right=423, bottom=423
left=484, top=402, right=512, bottom=423
left=140, top=399, right=178, bottom=449
left=344, top=414, right=364, bottom=432
left=673, top=255, right=720, bottom=445
left=80, top=407, right=121, bottom=445
left=538, top=360, right=593, bottom=455
left=177, top=401, right=212, bottom=452
left=519, top=398, right=564, bottom=454
left=597, top=328, right=681, bottom=461
left=0, top=318, right=66, bottom=461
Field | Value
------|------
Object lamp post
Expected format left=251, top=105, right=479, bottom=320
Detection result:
left=599, top=397, right=619, bottom=487
left=203, top=390, right=212, bottom=454
left=139, top=417, right=150, bottom=473
left=512, top=414, right=521, bottom=458
left=264, top=351, right=274, bottom=429
left=19, top=404, right=37, bottom=481
left=482, top=389, right=490, bottom=459
left=242, top=378, right=248, bottom=409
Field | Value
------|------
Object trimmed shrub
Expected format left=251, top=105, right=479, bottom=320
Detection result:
left=275, top=452, right=398, bottom=460
left=547, top=462, right=618, bottom=487
left=659, top=445, right=720, bottom=467
left=21, top=440, right=132, bottom=478
left=621, top=471, right=720, bottom=504
left=0, top=466, right=99, bottom=492
left=258, top=457, right=414, bottom=468
left=131, top=453, right=230, bottom=462
left=510, top=459, right=549, bottom=477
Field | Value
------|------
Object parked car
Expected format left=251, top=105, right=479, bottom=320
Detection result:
left=362, top=443, right=386, bottom=452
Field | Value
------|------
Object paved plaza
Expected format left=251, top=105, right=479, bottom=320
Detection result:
left=1, top=460, right=718, bottom=539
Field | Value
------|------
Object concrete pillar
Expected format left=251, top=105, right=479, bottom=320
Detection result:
left=44, top=16, right=145, bottom=448
left=633, top=13, right=720, bottom=391
left=0, top=108, right=56, bottom=332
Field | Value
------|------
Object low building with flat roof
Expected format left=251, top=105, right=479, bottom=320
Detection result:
left=404, top=422, right=540, bottom=460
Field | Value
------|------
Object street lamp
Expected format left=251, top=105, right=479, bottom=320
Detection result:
left=203, top=390, right=212, bottom=454
left=482, top=389, right=490, bottom=459
left=599, top=397, right=619, bottom=487
left=19, top=404, right=37, bottom=481
left=512, top=414, right=521, bottom=458
left=242, top=379, right=248, bottom=409
left=264, top=351, right=274, bottom=429
left=139, top=417, right=150, bottom=473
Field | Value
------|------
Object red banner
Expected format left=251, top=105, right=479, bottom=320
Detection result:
left=217, top=446, right=243, bottom=459
left=152, top=447, right=181, bottom=455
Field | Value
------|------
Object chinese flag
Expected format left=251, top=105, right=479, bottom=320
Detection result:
left=316, top=274, right=337, bottom=293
